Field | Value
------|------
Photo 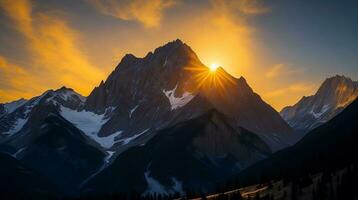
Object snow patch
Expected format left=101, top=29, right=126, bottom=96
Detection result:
left=46, top=89, right=85, bottom=104
left=105, top=151, right=115, bottom=163
left=129, top=105, right=139, bottom=118
left=162, top=84, right=194, bottom=110
left=118, top=128, right=149, bottom=145
left=2, top=94, right=48, bottom=136
left=310, top=104, right=330, bottom=119
left=13, top=147, right=26, bottom=158
left=60, top=106, right=121, bottom=148
left=3, top=99, right=27, bottom=114
left=171, top=177, right=185, bottom=195
left=143, top=170, right=185, bottom=196
left=3, top=117, right=28, bottom=136
left=143, top=170, right=168, bottom=195
left=60, top=106, right=106, bottom=134
left=163, top=56, right=168, bottom=67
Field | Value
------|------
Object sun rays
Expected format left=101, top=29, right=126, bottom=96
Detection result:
left=183, top=64, right=237, bottom=96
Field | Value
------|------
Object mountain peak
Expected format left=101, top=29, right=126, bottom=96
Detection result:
left=153, top=39, right=193, bottom=56
left=159, top=39, right=184, bottom=49
left=56, top=86, right=74, bottom=93
left=323, top=74, right=352, bottom=84
left=280, top=74, right=357, bottom=132
left=238, top=76, right=247, bottom=83
left=116, top=54, right=139, bottom=69
left=317, top=74, right=356, bottom=96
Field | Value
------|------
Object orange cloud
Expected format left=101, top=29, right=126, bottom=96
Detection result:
left=265, top=83, right=314, bottom=98
left=212, top=0, right=270, bottom=15
left=263, top=83, right=317, bottom=110
left=0, top=0, right=105, bottom=101
left=0, top=56, right=45, bottom=102
left=88, top=0, right=176, bottom=27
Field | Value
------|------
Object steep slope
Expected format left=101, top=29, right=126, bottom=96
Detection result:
left=83, top=39, right=293, bottom=153
left=235, top=97, right=358, bottom=187
left=0, top=87, right=106, bottom=194
left=13, top=114, right=105, bottom=194
left=280, top=75, right=358, bottom=133
left=83, top=108, right=271, bottom=196
left=0, top=87, right=85, bottom=140
left=0, top=152, right=58, bottom=199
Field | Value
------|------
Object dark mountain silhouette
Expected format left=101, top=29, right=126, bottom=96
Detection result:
left=0, top=88, right=106, bottom=195
left=234, top=97, right=358, bottom=187
left=0, top=152, right=58, bottom=199
left=83, top=108, right=271, bottom=196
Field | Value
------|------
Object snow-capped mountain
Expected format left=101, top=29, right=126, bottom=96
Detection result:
left=0, top=98, right=27, bottom=117
left=280, top=75, right=358, bottom=132
left=0, top=87, right=106, bottom=194
left=1, top=40, right=292, bottom=153
left=83, top=39, right=293, bottom=153
left=0, top=87, right=85, bottom=138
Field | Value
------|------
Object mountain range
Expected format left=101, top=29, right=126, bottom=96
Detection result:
left=0, top=39, right=357, bottom=198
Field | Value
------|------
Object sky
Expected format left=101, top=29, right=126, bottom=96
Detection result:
left=0, top=0, right=357, bottom=110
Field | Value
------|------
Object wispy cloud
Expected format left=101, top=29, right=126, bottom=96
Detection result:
left=0, top=56, right=44, bottom=102
left=88, top=0, right=176, bottom=27
left=0, top=0, right=104, bottom=101
left=265, top=83, right=315, bottom=98
left=212, top=0, right=270, bottom=15
left=265, top=63, right=304, bottom=79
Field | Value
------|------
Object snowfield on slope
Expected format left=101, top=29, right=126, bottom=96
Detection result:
left=60, top=106, right=121, bottom=149
left=162, top=84, right=194, bottom=110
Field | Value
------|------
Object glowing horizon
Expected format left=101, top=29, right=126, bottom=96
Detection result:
left=0, top=0, right=357, bottom=110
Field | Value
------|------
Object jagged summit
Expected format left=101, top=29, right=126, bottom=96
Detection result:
left=153, top=39, right=192, bottom=54
left=112, top=39, right=198, bottom=73
left=55, top=86, right=77, bottom=93
left=83, top=40, right=292, bottom=153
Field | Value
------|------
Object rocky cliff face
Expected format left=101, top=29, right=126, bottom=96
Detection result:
left=83, top=39, right=293, bottom=153
left=280, top=75, right=358, bottom=132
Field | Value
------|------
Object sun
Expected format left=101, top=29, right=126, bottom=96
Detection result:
left=209, top=63, right=219, bottom=72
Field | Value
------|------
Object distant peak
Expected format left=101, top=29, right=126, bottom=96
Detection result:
left=55, top=86, right=75, bottom=94
left=320, top=75, right=355, bottom=90
left=325, top=74, right=352, bottom=82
